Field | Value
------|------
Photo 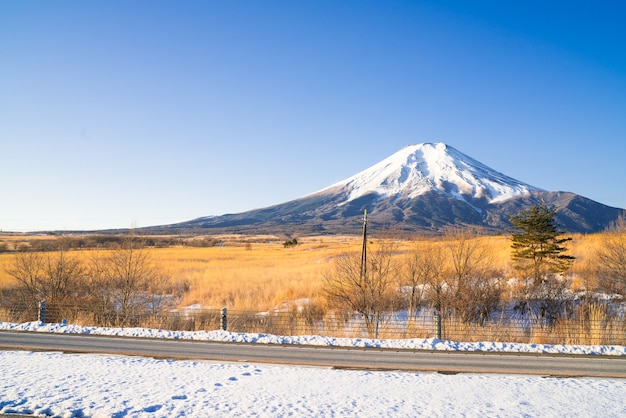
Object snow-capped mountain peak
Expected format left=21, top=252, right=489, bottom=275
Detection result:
left=326, top=142, right=542, bottom=205
left=168, top=141, right=622, bottom=235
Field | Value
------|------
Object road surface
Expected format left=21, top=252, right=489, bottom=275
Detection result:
left=1, top=330, right=625, bottom=378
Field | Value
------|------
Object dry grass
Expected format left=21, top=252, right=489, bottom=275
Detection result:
left=154, top=236, right=359, bottom=310
left=0, top=232, right=617, bottom=311
left=0, top=254, right=16, bottom=290
left=2, top=230, right=624, bottom=345
left=0, top=235, right=360, bottom=310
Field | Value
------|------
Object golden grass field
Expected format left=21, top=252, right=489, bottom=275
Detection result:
left=3, top=232, right=625, bottom=345
left=0, top=232, right=606, bottom=312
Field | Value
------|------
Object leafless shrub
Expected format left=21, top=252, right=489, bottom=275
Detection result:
left=323, top=240, right=402, bottom=338
left=402, top=244, right=446, bottom=317
left=6, top=246, right=84, bottom=321
left=595, top=215, right=626, bottom=296
left=443, top=228, right=503, bottom=324
left=85, top=237, right=178, bottom=326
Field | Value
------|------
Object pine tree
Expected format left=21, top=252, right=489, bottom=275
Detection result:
left=509, top=204, right=575, bottom=282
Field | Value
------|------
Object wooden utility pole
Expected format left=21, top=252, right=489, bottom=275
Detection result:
left=360, top=209, right=367, bottom=281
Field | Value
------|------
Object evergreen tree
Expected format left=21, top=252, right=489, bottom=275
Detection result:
left=509, top=204, right=575, bottom=282
left=509, top=204, right=575, bottom=319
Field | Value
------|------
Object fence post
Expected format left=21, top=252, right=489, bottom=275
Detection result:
left=38, top=300, right=46, bottom=324
left=434, top=312, right=442, bottom=340
left=220, top=307, right=228, bottom=331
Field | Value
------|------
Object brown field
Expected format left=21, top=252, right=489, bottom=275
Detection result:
left=3, top=232, right=624, bottom=345
left=0, top=232, right=604, bottom=311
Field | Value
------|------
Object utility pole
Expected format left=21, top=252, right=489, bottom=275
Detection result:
left=360, top=209, right=367, bottom=281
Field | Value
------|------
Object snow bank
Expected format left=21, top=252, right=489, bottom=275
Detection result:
left=2, top=321, right=624, bottom=356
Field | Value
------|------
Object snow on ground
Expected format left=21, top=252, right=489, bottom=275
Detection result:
left=2, top=320, right=625, bottom=356
left=1, top=321, right=625, bottom=417
left=2, top=350, right=625, bottom=417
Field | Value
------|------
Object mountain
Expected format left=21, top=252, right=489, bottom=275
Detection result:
left=153, top=143, right=623, bottom=236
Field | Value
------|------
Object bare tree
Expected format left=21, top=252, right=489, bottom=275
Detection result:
left=444, top=228, right=502, bottom=324
left=42, top=248, right=84, bottom=305
left=7, top=247, right=83, bottom=306
left=323, top=240, right=401, bottom=338
left=84, top=249, right=117, bottom=326
left=4, top=236, right=181, bottom=327
left=89, top=236, right=174, bottom=326
left=6, top=251, right=45, bottom=305
left=6, top=246, right=85, bottom=322
left=595, top=215, right=626, bottom=296
left=402, top=244, right=446, bottom=318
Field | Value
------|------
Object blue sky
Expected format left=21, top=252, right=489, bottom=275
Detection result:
left=2, top=1, right=625, bottom=231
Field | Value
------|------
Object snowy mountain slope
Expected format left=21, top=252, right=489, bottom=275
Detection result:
left=154, top=143, right=624, bottom=235
left=313, top=142, right=542, bottom=205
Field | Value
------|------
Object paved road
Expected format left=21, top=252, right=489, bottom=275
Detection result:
left=1, top=331, right=625, bottom=378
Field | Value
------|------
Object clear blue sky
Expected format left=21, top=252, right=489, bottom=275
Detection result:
left=2, top=1, right=625, bottom=231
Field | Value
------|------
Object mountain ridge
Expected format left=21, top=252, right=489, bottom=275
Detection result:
left=151, top=143, right=623, bottom=236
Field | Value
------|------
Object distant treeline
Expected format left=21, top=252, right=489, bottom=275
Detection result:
left=0, top=235, right=225, bottom=253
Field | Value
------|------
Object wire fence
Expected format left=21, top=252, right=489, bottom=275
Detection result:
left=1, top=301, right=625, bottom=346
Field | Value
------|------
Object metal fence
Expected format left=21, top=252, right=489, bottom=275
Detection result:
left=1, top=302, right=625, bottom=346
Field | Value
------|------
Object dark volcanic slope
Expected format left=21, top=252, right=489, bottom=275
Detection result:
left=153, top=189, right=622, bottom=236
left=150, top=144, right=624, bottom=236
